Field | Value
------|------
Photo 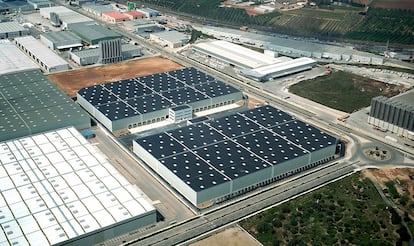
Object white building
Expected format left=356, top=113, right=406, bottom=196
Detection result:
left=40, top=6, right=95, bottom=29
left=0, top=127, right=156, bottom=245
left=169, top=105, right=193, bottom=122
left=193, top=40, right=316, bottom=81
left=0, top=40, right=38, bottom=75
left=193, top=40, right=280, bottom=69
left=0, top=22, right=29, bottom=40
left=240, top=57, right=317, bottom=81
left=149, top=30, right=189, bottom=48
left=14, top=36, right=70, bottom=73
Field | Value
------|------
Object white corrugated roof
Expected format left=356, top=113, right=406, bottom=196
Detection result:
left=14, top=36, right=69, bottom=69
left=252, top=57, right=316, bottom=76
left=193, top=40, right=279, bottom=69
left=0, top=40, right=38, bottom=75
left=0, top=127, right=155, bottom=246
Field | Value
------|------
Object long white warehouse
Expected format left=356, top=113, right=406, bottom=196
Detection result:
left=0, top=40, right=38, bottom=75
left=192, top=40, right=316, bottom=81
left=240, top=57, right=317, bottom=82
left=193, top=40, right=281, bottom=69
left=14, top=36, right=70, bottom=73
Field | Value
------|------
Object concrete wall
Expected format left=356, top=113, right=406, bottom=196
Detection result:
left=56, top=210, right=156, bottom=246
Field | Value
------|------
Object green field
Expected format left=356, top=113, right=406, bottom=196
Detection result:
left=239, top=173, right=405, bottom=246
left=288, top=71, right=401, bottom=113
left=128, top=0, right=414, bottom=45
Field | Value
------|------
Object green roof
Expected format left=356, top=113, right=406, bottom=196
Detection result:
left=69, top=23, right=122, bottom=45
left=0, top=69, right=90, bottom=142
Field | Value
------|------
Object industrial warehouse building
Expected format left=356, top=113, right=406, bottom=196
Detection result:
left=133, top=105, right=339, bottom=207
left=193, top=40, right=317, bottom=81
left=368, top=90, right=414, bottom=140
left=200, top=26, right=384, bottom=65
left=102, top=11, right=130, bottom=23
left=69, top=23, right=122, bottom=45
left=77, top=67, right=243, bottom=132
left=27, top=0, right=53, bottom=9
left=240, top=57, right=317, bottom=81
left=40, top=6, right=95, bottom=29
left=40, top=31, right=82, bottom=50
left=150, top=31, right=189, bottom=48
left=69, top=42, right=142, bottom=65
left=81, top=2, right=116, bottom=17
left=14, top=36, right=70, bottom=72
left=0, top=69, right=90, bottom=142
left=193, top=40, right=281, bottom=69
left=0, top=127, right=156, bottom=245
left=0, top=40, right=38, bottom=75
left=0, top=21, right=29, bottom=39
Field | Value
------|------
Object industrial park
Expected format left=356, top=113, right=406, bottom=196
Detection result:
left=0, top=0, right=413, bottom=245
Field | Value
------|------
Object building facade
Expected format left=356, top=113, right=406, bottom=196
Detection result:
left=368, top=91, right=414, bottom=140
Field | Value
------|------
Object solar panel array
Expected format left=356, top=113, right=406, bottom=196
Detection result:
left=135, top=106, right=338, bottom=192
left=78, top=67, right=240, bottom=121
left=0, top=127, right=155, bottom=246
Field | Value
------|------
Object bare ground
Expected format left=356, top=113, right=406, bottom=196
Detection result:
left=362, top=168, right=414, bottom=219
left=47, top=56, right=182, bottom=97
left=189, top=226, right=261, bottom=246
left=371, top=0, right=414, bottom=10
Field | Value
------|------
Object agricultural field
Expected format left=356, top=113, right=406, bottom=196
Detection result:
left=269, top=8, right=363, bottom=37
left=345, top=8, right=414, bottom=44
left=130, top=0, right=413, bottom=44
left=371, top=0, right=414, bottom=10
left=240, top=173, right=410, bottom=245
left=288, top=70, right=402, bottom=113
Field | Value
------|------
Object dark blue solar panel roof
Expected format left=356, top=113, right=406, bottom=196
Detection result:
left=160, top=151, right=229, bottom=191
left=240, top=105, right=295, bottom=128
left=135, top=106, right=338, bottom=191
left=135, top=133, right=188, bottom=159
left=195, top=81, right=240, bottom=97
left=208, top=114, right=261, bottom=138
left=78, top=67, right=241, bottom=121
left=161, top=87, right=210, bottom=105
left=270, top=120, right=337, bottom=152
left=126, top=94, right=172, bottom=114
left=167, top=123, right=227, bottom=149
left=96, top=102, right=140, bottom=121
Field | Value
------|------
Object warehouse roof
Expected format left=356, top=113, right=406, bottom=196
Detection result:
left=0, top=127, right=155, bottom=245
left=201, top=26, right=385, bottom=61
left=390, top=90, right=414, bottom=106
left=40, top=31, right=82, bottom=49
left=151, top=30, right=189, bottom=43
left=0, top=40, right=38, bottom=75
left=69, top=23, right=122, bottom=43
left=124, top=10, right=146, bottom=18
left=40, top=6, right=93, bottom=24
left=0, top=21, right=27, bottom=33
left=70, top=43, right=140, bottom=58
left=78, top=67, right=241, bottom=121
left=243, top=57, right=316, bottom=78
left=14, top=36, right=69, bottom=69
left=103, top=11, right=129, bottom=19
left=193, top=40, right=280, bottom=69
left=135, top=105, right=338, bottom=191
left=82, top=2, right=115, bottom=14
left=0, top=70, right=89, bottom=142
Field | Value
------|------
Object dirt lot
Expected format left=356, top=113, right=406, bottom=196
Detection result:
left=190, top=226, right=260, bottom=246
left=362, top=168, right=414, bottom=219
left=371, top=0, right=414, bottom=10
left=48, top=57, right=182, bottom=97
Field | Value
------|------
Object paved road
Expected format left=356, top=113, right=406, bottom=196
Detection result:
left=57, top=4, right=414, bottom=246
left=121, top=161, right=357, bottom=246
